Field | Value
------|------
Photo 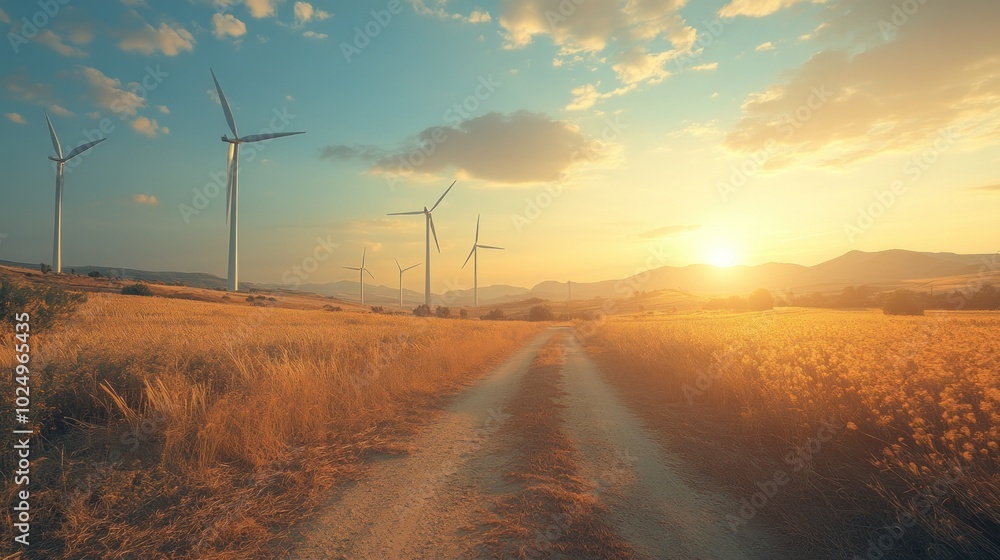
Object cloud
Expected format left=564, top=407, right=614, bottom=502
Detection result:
left=970, top=184, right=1000, bottom=192
left=634, top=225, right=701, bottom=239
left=326, top=111, right=611, bottom=184
left=755, top=41, right=776, bottom=52
left=78, top=66, right=145, bottom=116
left=724, top=0, right=1000, bottom=169
left=719, top=0, right=829, bottom=18
left=3, top=72, right=54, bottom=106
left=246, top=0, right=279, bottom=18
left=130, top=116, right=169, bottom=137
left=131, top=194, right=159, bottom=205
left=692, top=62, right=718, bottom=71
left=118, top=20, right=195, bottom=55
left=5, top=113, right=26, bottom=125
left=212, top=13, right=247, bottom=39
left=157, top=105, right=170, bottom=114
left=302, top=30, right=327, bottom=39
left=0, top=7, right=9, bottom=24
left=409, top=1, right=492, bottom=24
left=293, top=2, right=332, bottom=24
left=36, top=30, right=87, bottom=56
left=48, top=104, right=74, bottom=117
left=496, top=0, right=696, bottom=109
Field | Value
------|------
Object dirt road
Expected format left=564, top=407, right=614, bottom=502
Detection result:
left=288, top=327, right=786, bottom=559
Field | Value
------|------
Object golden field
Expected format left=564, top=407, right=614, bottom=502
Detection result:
left=588, top=308, right=999, bottom=557
left=0, top=291, right=539, bottom=558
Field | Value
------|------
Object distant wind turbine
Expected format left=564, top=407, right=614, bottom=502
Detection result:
left=393, top=258, right=421, bottom=307
left=211, top=68, right=305, bottom=292
left=387, top=180, right=456, bottom=306
left=44, top=111, right=106, bottom=274
left=462, top=214, right=504, bottom=307
left=343, top=246, right=375, bottom=305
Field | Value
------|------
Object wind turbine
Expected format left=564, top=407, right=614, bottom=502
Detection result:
left=44, top=111, right=106, bottom=274
left=211, top=68, right=305, bottom=292
left=387, top=180, right=456, bottom=306
left=343, top=246, right=375, bottom=305
left=462, top=214, right=504, bottom=307
left=393, top=258, right=421, bottom=308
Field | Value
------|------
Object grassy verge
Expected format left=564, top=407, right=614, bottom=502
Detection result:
left=0, top=292, right=539, bottom=558
left=582, top=310, right=999, bottom=559
left=481, top=333, right=633, bottom=559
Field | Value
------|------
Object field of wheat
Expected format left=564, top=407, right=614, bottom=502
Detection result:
left=590, top=308, right=999, bottom=556
left=0, top=292, right=539, bottom=558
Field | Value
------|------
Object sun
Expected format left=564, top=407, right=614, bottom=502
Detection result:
left=707, top=246, right=739, bottom=268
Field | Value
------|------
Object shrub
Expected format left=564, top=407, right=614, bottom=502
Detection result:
left=40, top=263, right=51, bottom=275
left=321, top=304, right=342, bottom=312
left=121, top=283, right=153, bottom=296
left=246, top=295, right=255, bottom=303
left=370, top=306, right=385, bottom=314
left=748, top=288, right=774, bottom=311
left=528, top=304, right=555, bottom=322
left=436, top=306, right=452, bottom=318
left=459, top=309, right=469, bottom=319
left=413, top=304, right=432, bottom=317
left=883, top=290, right=925, bottom=316
left=482, top=308, right=505, bottom=321
left=87, top=271, right=102, bottom=278
left=0, top=280, right=86, bottom=330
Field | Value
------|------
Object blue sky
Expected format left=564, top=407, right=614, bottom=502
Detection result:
left=1, top=0, right=998, bottom=290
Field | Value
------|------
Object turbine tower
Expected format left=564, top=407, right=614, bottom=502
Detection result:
left=44, top=111, right=106, bottom=273
left=394, top=258, right=421, bottom=308
left=211, top=69, right=305, bottom=292
left=343, top=246, right=375, bottom=305
left=461, top=214, right=504, bottom=307
left=387, top=180, right=456, bottom=306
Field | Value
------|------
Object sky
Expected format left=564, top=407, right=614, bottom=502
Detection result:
left=0, top=0, right=998, bottom=292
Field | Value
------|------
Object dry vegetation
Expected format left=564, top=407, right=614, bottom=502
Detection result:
left=482, top=334, right=633, bottom=559
left=0, top=291, right=539, bottom=558
left=586, top=309, right=1000, bottom=558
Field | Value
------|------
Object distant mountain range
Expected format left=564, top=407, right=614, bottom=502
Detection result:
left=4, top=249, right=997, bottom=307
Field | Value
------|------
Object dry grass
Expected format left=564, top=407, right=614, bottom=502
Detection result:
left=586, top=308, right=1000, bottom=558
left=481, top=333, right=633, bottom=559
left=0, top=292, right=539, bottom=558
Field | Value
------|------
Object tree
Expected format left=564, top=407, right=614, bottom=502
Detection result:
left=435, top=306, right=451, bottom=318
left=748, top=288, right=774, bottom=311
left=413, top=304, right=432, bottom=317
left=528, top=304, right=555, bottom=321
left=883, top=289, right=924, bottom=316
left=459, top=308, right=468, bottom=319
left=482, top=308, right=505, bottom=320
left=121, top=283, right=153, bottom=296
left=39, top=263, right=51, bottom=275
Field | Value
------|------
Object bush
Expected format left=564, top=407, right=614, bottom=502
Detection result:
left=436, top=306, right=452, bottom=318
left=40, top=263, right=51, bottom=275
left=87, top=271, right=102, bottom=278
left=246, top=295, right=255, bottom=303
left=121, top=283, right=153, bottom=296
left=413, top=304, right=432, bottom=317
left=459, top=309, right=468, bottom=319
left=883, top=290, right=925, bottom=316
left=371, top=306, right=385, bottom=314
left=482, top=308, right=505, bottom=321
left=748, top=288, right=774, bottom=311
left=0, top=280, right=86, bottom=330
left=321, top=304, right=342, bottom=312
left=528, top=304, right=555, bottom=322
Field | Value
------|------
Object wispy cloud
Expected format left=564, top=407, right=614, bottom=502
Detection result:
left=130, top=116, right=169, bottom=137
left=118, top=16, right=195, bottom=56
left=5, top=113, right=26, bottom=125
left=131, top=194, right=159, bottom=205
left=634, top=225, right=701, bottom=239
left=212, top=12, right=247, bottom=39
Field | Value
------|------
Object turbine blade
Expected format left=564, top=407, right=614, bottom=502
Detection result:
left=63, top=138, right=106, bottom=161
left=475, top=214, right=480, bottom=244
left=362, top=246, right=367, bottom=268
left=226, top=143, right=235, bottom=224
left=403, top=263, right=421, bottom=272
left=45, top=111, right=63, bottom=159
left=210, top=68, right=238, bottom=138
left=343, top=266, right=360, bottom=270
left=477, top=244, right=504, bottom=250
left=239, top=131, right=305, bottom=143
left=429, top=214, right=440, bottom=253
left=462, top=245, right=476, bottom=269
left=364, top=268, right=375, bottom=280
left=394, top=257, right=401, bottom=272
left=387, top=211, right=424, bottom=216
left=430, top=180, right=456, bottom=212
